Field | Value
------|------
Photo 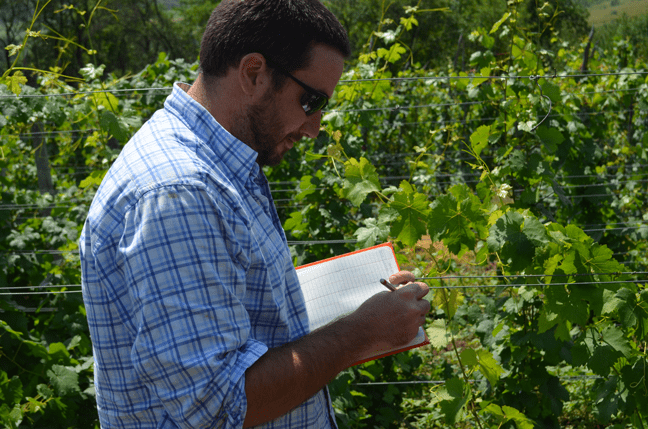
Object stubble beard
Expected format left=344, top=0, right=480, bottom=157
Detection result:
left=248, top=100, right=285, bottom=167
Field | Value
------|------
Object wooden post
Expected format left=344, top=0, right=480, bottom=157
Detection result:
left=453, top=33, right=464, bottom=72
left=31, top=122, right=55, bottom=196
left=627, top=101, right=635, bottom=145
left=580, top=27, right=595, bottom=73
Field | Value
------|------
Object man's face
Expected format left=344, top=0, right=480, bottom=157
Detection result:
left=244, top=43, right=345, bottom=167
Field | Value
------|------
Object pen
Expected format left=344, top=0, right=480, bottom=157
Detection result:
left=380, top=278, right=398, bottom=291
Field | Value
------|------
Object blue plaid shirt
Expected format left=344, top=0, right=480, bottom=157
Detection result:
left=80, top=83, right=337, bottom=428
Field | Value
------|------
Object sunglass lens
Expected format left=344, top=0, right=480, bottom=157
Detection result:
left=301, top=93, right=328, bottom=116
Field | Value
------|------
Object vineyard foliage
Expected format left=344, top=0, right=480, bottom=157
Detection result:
left=1, top=1, right=648, bottom=428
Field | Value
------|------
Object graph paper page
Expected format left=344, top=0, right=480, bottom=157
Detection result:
left=295, top=244, right=428, bottom=363
left=297, top=244, right=399, bottom=331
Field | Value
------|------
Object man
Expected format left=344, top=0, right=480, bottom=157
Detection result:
left=79, top=0, right=430, bottom=428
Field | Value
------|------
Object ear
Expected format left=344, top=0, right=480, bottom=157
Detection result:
left=238, top=53, right=271, bottom=97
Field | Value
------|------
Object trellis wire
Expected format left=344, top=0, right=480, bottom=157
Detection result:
left=353, top=375, right=604, bottom=386
left=5, top=273, right=647, bottom=295
left=418, top=271, right=648, bottom=281
left=0, top=69, right=646, bottom=100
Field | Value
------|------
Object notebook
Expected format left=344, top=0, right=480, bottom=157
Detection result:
left=296, top=242, right=429, bottom=365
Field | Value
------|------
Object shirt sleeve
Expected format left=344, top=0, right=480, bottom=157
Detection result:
left=117, top=183, right=267, bottom=428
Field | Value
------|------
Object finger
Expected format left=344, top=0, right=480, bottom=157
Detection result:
left=399, top=281, right=429, bottom=299
left=389, top=271, right=415, bottom=285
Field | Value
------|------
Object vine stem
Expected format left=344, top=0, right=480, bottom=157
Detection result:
left=440, top=287, right=485, bottom=429
left=3, top=0, right=53, bottom=78
left=638, top=411, right=646, bottom=429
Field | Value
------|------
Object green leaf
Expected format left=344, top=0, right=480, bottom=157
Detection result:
left=36, top=384, right=54, bottom=400
left=589, top=345, right=621, bottom=376
left=487, top=211, right=543, bottom=272
left=483, top=404, right=534, bottom=429
left=594, top=376, right=619, bottom=423
left=538, top=308, right=559, bottom=333
left=80, top=63, right=105, bottom=80
left=489, top=12, right=511, bottom=34
left=283, top=212, right=305, bottom=235
left=46, top=365, right=80, bottom=397
left=354, top=217, right=390, bottom=248
left=79, top=170, right=107, bottom=189
left=476, top=349, right=504, bottom=386
left=587, top=244, right=624, bottom=274
left=295, top=175, right=317, bottom=200
left=428, top=188, right=485, bottom=255
left=3, top=72, right=28, bottom=96
left=0, top=403, right=22, bottom=427
left=426, top=319, right=451, bottom=349
left=472, top=67, right=491, bottom=86
left=469, top=125, right=490, bottom=157
left=501, top=405, right=534, bottom=429
left=541, top=81, right=561, bottom=104
left=92, top=91, right=119, bottom=111
left=602, top=325, right=632, bottom=358
left=460, top=348, right=478, bottom=366
left=341, top=157, right=381, bottom=206
left=461, top=349, right=504, bottom=386
left=608, top=288, right=638, bottom=327
left=432, top=288, right=464, bottom=320
left=322, top=111, right=344, bottom=127
left=400, top=15, right=419, bottom=31
left=536, top=126, right=564, bottom=154
left=390, top=181, right=430, bottom=246
left=376, top=43, right=407, bottom=64
left=0, top=373, right=22, bottom=406
left=4, top=44, right=22, bottom=57
left=100, top=111, right=130, bottom=143
left=48, top=342, right=71, bottom=364
left=439, top=378, right=469, bottom=424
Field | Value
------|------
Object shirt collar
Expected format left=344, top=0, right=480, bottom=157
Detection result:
left=165, top=82, right=261, bottom=181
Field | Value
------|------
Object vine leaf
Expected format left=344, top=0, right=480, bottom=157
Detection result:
left=428, top=185, right=485, bottom=256
left=601, top=324, right=632, bottom=358
left=341, top=157, right=381, bottom=206
left=460, top=348, right=504, bottom=387
left=283, top=212, right=305, bottom=237
left=79, top=170, right=107, bottom=189
left=390, top=181, right=429, bottom=246
left=3, top=72, right=28, bottom=96
left=100, top=111, right=130, bottom=143
left=353, top=217, right=390, bottom=248
left=0, top=373, right=23, bottom=406
left=438, top=378, right=469, bottom=425
left=432, top=288, right=464, bottom=320
left=469, top=125, right=490, bottom=157
left=295, top=175, right=318, bottom=200
left=46, top=365, right=80, bottom=397
left=377, top=43, right=407, bottom=64
left=482, top=404, right=534, bottom=429
left=489, top=12, right=511, bottom=34
left=487, top=211, right=549, bottom=272
left=589, top=345, right=621, bottom=376
left=536, top=126, right=564, bottom=154
left=426, top=319, right=451, bottom=349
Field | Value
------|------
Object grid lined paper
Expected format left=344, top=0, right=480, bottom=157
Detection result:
left=296, top=244, right=427, bottom=363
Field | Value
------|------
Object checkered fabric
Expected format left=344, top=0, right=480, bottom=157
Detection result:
left=80, top=83, right=337, bottom=428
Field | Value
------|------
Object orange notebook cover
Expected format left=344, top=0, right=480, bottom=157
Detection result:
left=296, top=242, right=429, bottom=366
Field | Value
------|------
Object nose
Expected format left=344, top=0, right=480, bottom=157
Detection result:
left=299, top=110, right=322, bottom=139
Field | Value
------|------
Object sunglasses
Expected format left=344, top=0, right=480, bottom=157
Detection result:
left=265, top=59, right=329, bottom=116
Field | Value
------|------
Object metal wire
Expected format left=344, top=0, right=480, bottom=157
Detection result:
left=417, top=271, right=648, bottom=281
left=1, top=70, right=645, bottom=100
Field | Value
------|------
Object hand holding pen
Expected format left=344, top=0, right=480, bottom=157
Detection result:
left=380, top=278, right=398, bottom=291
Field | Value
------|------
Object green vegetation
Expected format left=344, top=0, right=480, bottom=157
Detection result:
left=2, top=0, right=648, bottom=428
left=578, top=0, right=648, bottom=26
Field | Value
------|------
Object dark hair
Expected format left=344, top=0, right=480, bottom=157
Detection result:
left=199, top=0, right=350, bottom=86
